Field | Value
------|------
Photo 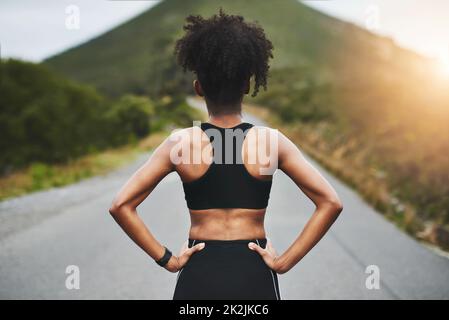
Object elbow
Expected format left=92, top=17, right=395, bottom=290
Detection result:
left=322, top=197, right=343, bottom=216
left=331, top=199, right=344, bottom=216
left=108, top=202, right=121, bottom=217
left=108, top=199, right=130, bottom=218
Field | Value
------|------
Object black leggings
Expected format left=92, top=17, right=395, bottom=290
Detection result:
left=173, top=238, right=281, bottom=300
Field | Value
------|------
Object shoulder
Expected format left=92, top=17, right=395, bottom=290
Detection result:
left=246, top=124, right=277, bottom=136
left=247, top=125, right=289, bottom=145
left=247, top=125, right=298, bottom=159
left=159, top=126, right=208, bottom=162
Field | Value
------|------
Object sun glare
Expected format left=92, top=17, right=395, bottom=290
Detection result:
left=437, top=48, right=449, bottom=77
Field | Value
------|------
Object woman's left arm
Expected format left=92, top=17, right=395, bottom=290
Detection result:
left=108, top=133, right=204, bottom=272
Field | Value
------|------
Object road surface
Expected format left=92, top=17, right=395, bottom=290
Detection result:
left=1, top=98, right=448, bottom=299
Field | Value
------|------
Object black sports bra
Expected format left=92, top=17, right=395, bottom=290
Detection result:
left=182, top=122, right=273, bottom=210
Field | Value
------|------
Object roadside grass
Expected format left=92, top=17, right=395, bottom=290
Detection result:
left=243, top=103, right=448, bottom=252
left=0, top=131, right=168, bottom=201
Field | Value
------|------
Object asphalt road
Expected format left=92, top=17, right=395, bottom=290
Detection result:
left=0, top=98, right=448, bottom=299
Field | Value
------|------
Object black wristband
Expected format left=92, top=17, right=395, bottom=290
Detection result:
left=155, top=247, right=172, bottom=267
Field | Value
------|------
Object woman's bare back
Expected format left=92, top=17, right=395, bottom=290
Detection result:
left=173, top=124, right=276, bottom=240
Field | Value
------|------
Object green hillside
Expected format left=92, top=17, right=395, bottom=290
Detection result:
left=0, top=59, right=201, bottom=175
left=44, top=0, right=449, bottom=245
left=46, top=0, right=421, bottom=97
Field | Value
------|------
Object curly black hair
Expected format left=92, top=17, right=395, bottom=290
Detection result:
left=174, top=8, right=273, bottom=114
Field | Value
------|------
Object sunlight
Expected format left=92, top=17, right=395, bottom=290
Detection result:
left=437, top=47, right=449, bottom=77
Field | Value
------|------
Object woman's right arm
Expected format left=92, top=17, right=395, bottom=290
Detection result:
left=249, top=130, right=343, bottom=274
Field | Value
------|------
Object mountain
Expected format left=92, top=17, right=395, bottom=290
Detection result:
left=44, top=0, right=426, bottom=98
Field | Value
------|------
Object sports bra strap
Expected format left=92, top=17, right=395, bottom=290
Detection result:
left=183, top=121, right=272, bottom=210
left=200, top=122, right=254, bottom=165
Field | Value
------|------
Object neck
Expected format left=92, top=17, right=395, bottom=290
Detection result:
left=206, top=99, right=243, bottom=127
left=208, top=112, right=243, bottom=128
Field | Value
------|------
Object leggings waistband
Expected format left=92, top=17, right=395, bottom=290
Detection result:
left=188, top=238, right=267, bottom=248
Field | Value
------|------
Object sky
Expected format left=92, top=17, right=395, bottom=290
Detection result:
left=304, top=0, right=449, bottom=63
left=0, top=0, right=159, bottom=61
left=1, top=0, right=449, bottom=66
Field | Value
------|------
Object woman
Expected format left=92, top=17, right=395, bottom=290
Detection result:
left=109, top=9, right=343, bottom=300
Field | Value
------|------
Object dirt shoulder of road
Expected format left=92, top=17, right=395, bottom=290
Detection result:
left=0, top=132, right=168, bottom=201
left=243, top=102, right=449, bottom=254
